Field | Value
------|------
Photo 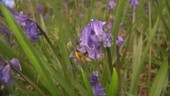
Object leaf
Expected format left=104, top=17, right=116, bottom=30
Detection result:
left=149, top=59, right=168, bottom=96
left=106, top=67, right=119, bottom=96
left=129, top=17, right=160, bottom=94
left=81, top=68, right=94, bottom=96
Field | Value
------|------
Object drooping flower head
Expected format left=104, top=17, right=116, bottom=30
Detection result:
left=116, top=35, right=124, bottom=47
left=88, top=71, right=105, bottom=96
left=108, top=0, right=116, bottom=11
left=0, top=64, right=13, bottom=84
left=1, top=0, right=15, bottom=8
left=77, top=19, right=113, bottom=59
left=130, top=0, right=139, bottom=10
left=10, top=58, right=21, bottom=71
left=14, top=12, right=42, bottom=42
left=24, top=20, right=42, bottom=42
left=0, top=58, right=21, bottom=84
left=14, top=12, right=27, bottom=27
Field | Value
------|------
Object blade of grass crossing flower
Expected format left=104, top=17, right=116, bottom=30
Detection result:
left=81, top=68, right=93, bottom=96
left=106, top=67, right=118, bottom=96
left=0, top=5, right=58, bottom=96
left=129, top=17, right=160, bottom=95
left=149, top=59, right=168, bottom=96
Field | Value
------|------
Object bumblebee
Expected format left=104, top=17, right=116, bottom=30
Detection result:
left=74, top=50, right=92, bottom=61
left=75, top=50, right=87, bottom=60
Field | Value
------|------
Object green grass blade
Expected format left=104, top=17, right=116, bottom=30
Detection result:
left=106, top=67, right=118, bottom=96
left=149, top=59, right=168, bottom=96
left=111, top=0, right=126, bottom=54
left=81, top=68, right=93, bottom=96
left=0, top=5, right=58, bottom=96
left=129, top=35, right=143, bottom=95
left=129, top=17, right=160, bottom=95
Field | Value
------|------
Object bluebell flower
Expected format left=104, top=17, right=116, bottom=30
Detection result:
left=130, top=0, right=139, bottom=10
left=1, top=8, right=42, bottom=42
left=24, top=20, right=41, bottom=42
left=88, top=71, right=105, bottom=96
left=2, top=0, right=15, bottom=8
left=108, top=0, right=116, bottom=11
left=0, top=61, right=13, bottom=84
left=14, top=12, right=27, bottom=27
left=77, top=19, right=112, bottom=59
left=116, top=35, right=124, bottom=47
left=90, top=19, right=107, bottom=43
left=14, top=12, right=42, bottom=42
left=0, top=65, right=13, bottom=84
left=10, top=58, right=21, bottom=71
left=0, top=61, right=6, bottom=72
left=103, top=34, right=113, bottom=47
left=0, top=58, right=21, bottom=84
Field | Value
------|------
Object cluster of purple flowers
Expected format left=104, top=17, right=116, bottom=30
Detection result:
left=88, top=71, right=105, bottom=96
left=0, top=2, right=42, bottom=42
left=14, top=12, right=42, bottom=42
left=0, top=58, right=21, bottom=84
left=77, top=19, right=113, bottom=60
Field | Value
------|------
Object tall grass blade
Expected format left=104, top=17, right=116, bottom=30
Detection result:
left=106, top=67, right=118, bottom=96
left=149, top=59, right=168, bottom=96
left=129, top=17, right=160, bottom=95
left=81, top=68, right=93, bottom=96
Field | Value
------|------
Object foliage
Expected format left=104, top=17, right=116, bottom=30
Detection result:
left=0, top=0, right=169, bottom=96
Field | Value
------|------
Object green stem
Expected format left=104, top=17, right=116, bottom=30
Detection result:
left=36, top=23, right=54, bottom=49
left=88, top=0, right=94, bottom=20
left=10, top=65, right=46, bottom=96
left=115, top=46, right=121, bottom=96
left=106, top=47, right=112, bottom=75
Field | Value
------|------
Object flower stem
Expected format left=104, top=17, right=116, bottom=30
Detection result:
left=36, top=23, right=54, bottom=49
left=10, top=65, right=46, bottom=96
left=106, top=47, right=112, bottom=75
left=115, top=46, right=121, bottom=96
